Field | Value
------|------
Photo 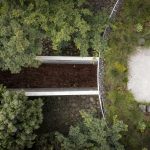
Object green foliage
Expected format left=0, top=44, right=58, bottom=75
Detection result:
left=113, top=62, right=127, bottom=74
left=106, top=90, right=150, bottom=149
left=105, top=0, right=150, bottom=149
left=0, top=1, right=45, bottom=73
left=114, top=0, right=150, bottom=48
left=142, top=148, right=148, bottom=150
left=136, top=23, right=143, bottom=33
left=104, top=47, right=128, bottom=90
left=0, top=0, right=108, bottom=72
left=138, top=121, right=146, bottom=133
left=55, top=111, right=127, bottom=150
left=26, top=0, right=108, bottom=56
left=106, top=90, right=144, bottom=127
left=0, top=85, right=43, bottom=150
left=51, top=0, right=108, bottom=56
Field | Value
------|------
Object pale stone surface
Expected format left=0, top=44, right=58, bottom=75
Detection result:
left=147, top=106, right=150, bottom=112
left=128, top=48, right=150, bottom=103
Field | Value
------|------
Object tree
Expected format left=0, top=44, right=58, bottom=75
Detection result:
left=0, top=0, right=108, bottom=73
left=0, top=0, right=44, bottom=73
left=23, top=0, right=108, bottom=56
left=56, top=111, right=127, bottom=150
left=45, top=0, right=108, bottom=56
left=0, top=85, right=43, bottom=150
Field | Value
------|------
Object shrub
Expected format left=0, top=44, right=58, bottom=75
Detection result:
left=0, top=0, right=108, bottom=73
left=0, top=85, right=43, bottom=150
left=106, top=88, right=150, bottom=149
left=55, top=111, right=127, bottom=150
left=26, top=0, right=108, bottom=56
left=107, top=90, right=144, bottom=126
left=0, top=1, right=45, bottom=73
left=105, top=0, right=150, bottom=149
left=35, top=111, right=127, bottom=150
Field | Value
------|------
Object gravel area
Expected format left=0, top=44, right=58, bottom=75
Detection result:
left=128, top=48, right=150, bottom=103
left=36, top=96, right=100, bottom=134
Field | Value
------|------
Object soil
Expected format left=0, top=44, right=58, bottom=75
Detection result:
left=0, top=64, right=97, bottom=88
left=36, top=96, right=101, bottom=135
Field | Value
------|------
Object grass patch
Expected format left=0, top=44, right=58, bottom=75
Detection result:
left=104, top=0, right=150, bottom=149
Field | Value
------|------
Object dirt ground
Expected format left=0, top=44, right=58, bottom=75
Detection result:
left=36, top=96, right=101, bottom=135
left=0, top=64, right=97, bottom=88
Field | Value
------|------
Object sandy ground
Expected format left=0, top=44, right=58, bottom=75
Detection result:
left=128, top=48, right=150, bottom=103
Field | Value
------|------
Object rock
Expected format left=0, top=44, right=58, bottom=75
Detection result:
left=58, top=97, right=61, bottom=100
left=81, top=96, right=86, bottom=99
left=90, top=97, right=94, bottom=103
left=72, top=103, right=77, bottom=107
left=138, top=38, right=145, bottom=46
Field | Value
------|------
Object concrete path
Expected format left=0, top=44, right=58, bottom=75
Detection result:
left=128, top=48, right=150, bottom=103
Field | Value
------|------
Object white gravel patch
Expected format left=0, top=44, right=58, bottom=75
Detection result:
left=128, top=48, right=150, bottom=103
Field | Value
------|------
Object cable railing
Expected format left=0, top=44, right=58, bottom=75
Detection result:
left=97, top=0, right=123, bottom=119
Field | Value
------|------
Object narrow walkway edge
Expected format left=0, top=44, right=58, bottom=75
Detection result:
left=98, top=0, right=123, bottom=118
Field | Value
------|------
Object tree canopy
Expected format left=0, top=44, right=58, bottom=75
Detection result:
left=0, top=85, right=43, bottom=150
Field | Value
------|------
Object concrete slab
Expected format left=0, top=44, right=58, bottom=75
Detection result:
left=128, top=48, right=150, bottom=103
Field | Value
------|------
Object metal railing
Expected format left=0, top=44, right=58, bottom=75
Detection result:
left=97, top=0, right=123, bottom=118
left=12, top=56, right=99, bottom=96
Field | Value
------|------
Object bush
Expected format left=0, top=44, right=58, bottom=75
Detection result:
left=105, top=0, right=150, bottom=149
left=35, top=111, right=127, bottom=150
left=0, top=0, right=108, bottom=73
left=56, top=111, right=127, bottom=150
left=25, top=0, right=108, bottom=56
left=106, top=90, right=150, bottom=149
left=0, top=0, right=45, bottom=73
left=0, top=85, right=43, bottom=150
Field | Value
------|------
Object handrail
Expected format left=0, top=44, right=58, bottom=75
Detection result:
left=97, top=58, right=105, bottom=118
left=97, top=0, right=122, bottom=119
left=103, top=0, right=122, bottom=39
